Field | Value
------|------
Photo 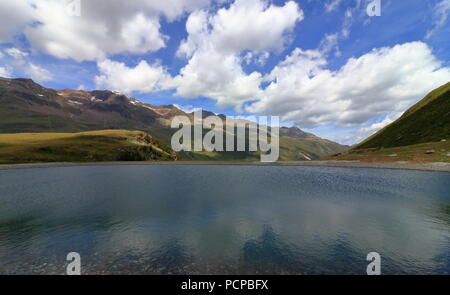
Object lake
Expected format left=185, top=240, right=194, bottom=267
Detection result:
left=0, top=164, right=449, bottom=274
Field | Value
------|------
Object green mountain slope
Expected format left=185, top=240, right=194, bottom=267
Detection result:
left=0, top=130, right=177, bottom=164
left=357, top=82, right=450, bottom=149
left=279, top=136, right=348, bottom=161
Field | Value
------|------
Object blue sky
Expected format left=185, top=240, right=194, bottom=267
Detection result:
left=0, top=0, right=449, bottom=144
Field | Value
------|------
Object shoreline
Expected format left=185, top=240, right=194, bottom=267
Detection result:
left=0, top=160, right=449, bottom=172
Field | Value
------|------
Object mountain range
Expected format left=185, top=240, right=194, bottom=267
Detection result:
left=0, top=77, right=348, bottom=162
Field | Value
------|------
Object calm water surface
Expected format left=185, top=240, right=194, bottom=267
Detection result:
left=0, top=165, right=449, bottom=274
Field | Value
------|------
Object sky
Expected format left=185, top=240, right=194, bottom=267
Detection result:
left=0, top=0, right=449, bottom=145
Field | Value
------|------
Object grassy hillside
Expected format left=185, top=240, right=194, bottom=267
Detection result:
left=357, top=82, right=450, bottom=149
left=328, top=140, right=450, bottom=163
left=0, top=130, right=177, bottom=164
left=279, top=136, right=348, bottom=161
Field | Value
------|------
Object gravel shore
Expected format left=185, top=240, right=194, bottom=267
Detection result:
left=0, top=160, right=449, bottom=172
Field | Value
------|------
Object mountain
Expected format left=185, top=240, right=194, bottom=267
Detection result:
left=329, top=81, right=450, bottom=163
left=0, top=77, right=348, bottom=161
left=357, top=81, right=450, bottom=149
left=0, top=130, right=177, bottom=164
left=279, top=127, right=318, bottom=139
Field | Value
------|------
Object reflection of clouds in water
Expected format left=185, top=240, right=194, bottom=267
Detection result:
left=0, top=165, right=449, bottom=274
left=88, top=237, right=192, bottom=274
left=146, top=239, right=191, bottom=274
left=249, top=197, right=449, bottom=274
left=95, top=222, right=157, bottom=254
left=241, top=225, right=304, bottom=274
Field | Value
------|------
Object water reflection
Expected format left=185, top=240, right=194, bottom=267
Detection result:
left=241, top=225, right=303, bottom=274
left=0, top=165, right=449, bottom=274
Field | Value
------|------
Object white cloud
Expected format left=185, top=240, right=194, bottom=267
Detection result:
left=0, top=0, right=35, bottom=42
left=2, top=47, right=52, bottom=82
left=173, top=104, right=202, bottom=113
left=174, top=0, right=303, bottom=111
left=178, top=0, right=302, bottom=57
left=0, top=66, right=12, bottom=78
left=341, top=8, right=354, bottom=38
left=5, top=47, right=28, bottom=61
left=0, top=0, right=210, bottom=61
left=247, top=42, right=450, bottom=129
left=25, top=63, right=53, bottom=83
left=325, top=0, right=342, bottom=13
left=426, top=0, right=450, bottom=39
left=244, top=51, right=270, bottom=66
left=174, top=46, right=264, bottom=111
left=314, top=3, right=360, bottom=62
left=319, top=33, right=341, bottom=56
left=95, top=59, right=172, bottom=94
left=359, top=116, right=395, bottom=135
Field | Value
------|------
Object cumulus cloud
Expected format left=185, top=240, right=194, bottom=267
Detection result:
left=174, top=0, right=303, bottom=111
left=0, top=0, right=210, bottom=61
left=95, top=59, right=172, bottom=94
left=0, top=0, right=35, bottom=42
left=179, top=0, right=302, bottom=57
left=174, top=46, right=264, bottom=111
left=426, top=0, right=450, bottom=39
left=2, top=47, right=53, bottom=82
left=247, top=42, right=450, bottom=128
left=0, top=66, right=12, bottom=78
